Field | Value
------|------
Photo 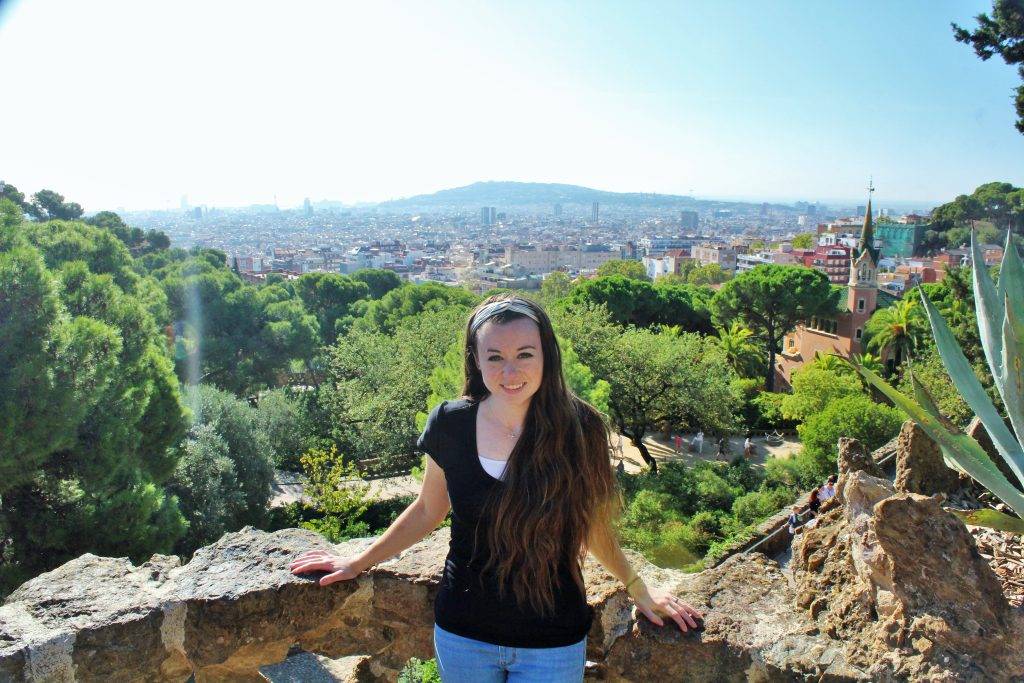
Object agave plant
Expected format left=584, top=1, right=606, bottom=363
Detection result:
left=849, top=230, right=1024, bottom=534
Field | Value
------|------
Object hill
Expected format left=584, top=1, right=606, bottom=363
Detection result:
left=374, top=181, right=778, bottom=212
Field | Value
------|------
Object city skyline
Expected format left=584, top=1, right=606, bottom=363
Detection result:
left=1, top=1, right=1022, bottom=211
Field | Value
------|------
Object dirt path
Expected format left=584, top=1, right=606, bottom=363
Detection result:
left=610, top=431, right=802, bottom=474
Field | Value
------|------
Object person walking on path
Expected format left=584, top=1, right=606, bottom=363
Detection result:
left=291, top=295, right=702, bottom=682
left=692, top=430, right=703, bottom=455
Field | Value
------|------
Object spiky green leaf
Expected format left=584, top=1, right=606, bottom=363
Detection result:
left=949, top=508, right=1024, bottom=535
left=919, top=290, right=1024, bottom=486
left=849, top=360, right=1024, bottom=518
left=910, top=372, right=970, bottom=477
left=1000, top=293, right=1024, bottom=461
left=972, top=232, right=1004, bottom=379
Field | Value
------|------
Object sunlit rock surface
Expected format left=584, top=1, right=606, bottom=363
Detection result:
left=2, top=466, right=1021, bottom=681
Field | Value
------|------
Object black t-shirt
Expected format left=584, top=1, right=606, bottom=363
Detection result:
left=416, top=398, right=593, bottom=648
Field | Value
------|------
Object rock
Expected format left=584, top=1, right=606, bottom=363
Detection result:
left=967, top=417, right=1023, bottom=488
left=793, top=469, right=1024, bottom=681
left=259, top=652, right=373, bottom=682
left=894, top=420, right=960, bottom=495
left=837, top=438, right=882, bottom=478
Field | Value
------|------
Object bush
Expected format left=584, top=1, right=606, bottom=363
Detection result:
left=799, top=394, right=903, bottom=463
left=732, top=489, right=792, bottom=526
left=398, top=657, right=441, bottom=683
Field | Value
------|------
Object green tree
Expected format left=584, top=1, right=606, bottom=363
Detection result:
left=585, top=328, right=739, bottom=472
left=798, top=394, right=904, bottom=472
left=864, top=298, right=928, bottom=370
left=714, top=321, right=763, bottom=379
left=711, top=264, right=839, bottom=391
left=256, top=388, right=319, bottom=470
left=791, top=233, right=815, bottom=249
left=26, top=189, right=84, bottom=221
left=0, top=221, right=188, bottom=590
left=780, top=365, right=864, bottom=422
left=299, top=445, right=371, bottom=542
left=324, top=307, right=466, bottom=472
left=596, top=259, right=649, bottom=280
left=687, top=263, right=728, bottom=286
left=180, top=384, right=275, bottom=529
left=295, top=272, right=369, bottom=344
left=953, top=2, right=1024, bottom=135
left=540, top=270, right=573, bottom=303
left=0, top=182, right=27, bottom=211
left=568, top=275, right=712, bottom=332
left=352, top=268, right=403, bottom=299
left=353, top=281, right=478, bottom=335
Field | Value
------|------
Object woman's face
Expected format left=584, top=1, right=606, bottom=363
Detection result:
left=474, top=316, right=544, bottom=406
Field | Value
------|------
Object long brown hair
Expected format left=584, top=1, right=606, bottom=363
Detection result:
left=463, top=294, right=620, bottom=616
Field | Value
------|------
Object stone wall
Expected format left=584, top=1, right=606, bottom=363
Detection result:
left=2, top=428, right=1021, bottom=682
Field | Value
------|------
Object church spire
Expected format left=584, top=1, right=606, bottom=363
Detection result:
left=857, top=180, right=880, bottom=264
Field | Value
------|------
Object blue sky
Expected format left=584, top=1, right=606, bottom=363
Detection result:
left=1, top=0, right=1021, bottom=211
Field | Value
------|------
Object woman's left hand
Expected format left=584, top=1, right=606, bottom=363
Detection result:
left=631, top=585, right=704, bottom=632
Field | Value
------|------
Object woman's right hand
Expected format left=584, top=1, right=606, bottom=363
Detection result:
left=289, top=550, right=367, bottom=586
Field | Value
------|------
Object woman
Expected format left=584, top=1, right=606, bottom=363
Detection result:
left=291, top=295, right=703, bottom=682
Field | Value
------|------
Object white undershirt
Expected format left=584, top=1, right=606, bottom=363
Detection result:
left=478, top=454, right=508, bottom=480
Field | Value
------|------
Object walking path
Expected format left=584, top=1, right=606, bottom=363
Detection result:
left=611, top=431, right=802, bottom=474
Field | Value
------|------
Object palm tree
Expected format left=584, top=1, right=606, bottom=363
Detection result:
left=715, top=321, right=762, bottom=378
left=864, top=298, right=928, bottom=371
left=852, top=352, right=885, bottom=375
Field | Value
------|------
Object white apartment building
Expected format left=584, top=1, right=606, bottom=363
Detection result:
left=504, top=245, right=619, bottom=274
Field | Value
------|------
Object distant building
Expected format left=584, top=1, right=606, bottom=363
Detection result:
left=736, top=252, right=773, bottom=273
left=554, top=203, right=562, bottom=217
left=874, top=221, right=927, bottom=258
left=803, top=244, right=852, bottom=284
left=504, top=244, right=617, bottom=274
left=679, top=210, right=698, bottom=230
left=192, top=207, right=202, bottom=220
left=777, top=195, right=897, bottom=387
left=591, top=201, right=599, bottom=223
left=856, top=205, right=867, bottom=217
left=692, top=244, right=738, bottom=272
left=639, top=236, right=692, bottom=256
left=480, top=206, right=496, bottom=226
left=304, top=198, right=313, bottom=216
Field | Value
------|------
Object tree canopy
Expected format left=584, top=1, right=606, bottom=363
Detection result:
left=953, top=1, right=1024, bottom=135
left=710, top=264, right=839, bottom=391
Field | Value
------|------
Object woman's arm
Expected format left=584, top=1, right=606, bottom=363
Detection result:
left=291, top=455, right=451, bottom=585
left=586, top=517, right=703, bottom=632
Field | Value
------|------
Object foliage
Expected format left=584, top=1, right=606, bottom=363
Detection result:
left=398, top=657, right=442, bottom=683
left=896, top=348, right=974, bottom=427
left=711, top=264, right=839, bottom=390
left=352, top=281, right=478, bottom=335
left=928, top=181, right=1024, bottom=245
left=351, top=268, right=403, bottom=299
left=568, top=275, right=713, bottom=332
left=953, top=3, right=1024, bottom=135
left=851, top=231, right=1024, bottom=532
left=324, top=307, right=467, bottom=473
left=26, top=189, right=83, bottom=222
left=596, top=258, right=649, bottom=280
left=864, top=297, right=928, bottom=370
left=791, top=233, right=815, bottom=249
left=714, top=321, right=764, bottom=379
left=179, top=385, right=275, bottom=528
left=780, top=365, right=864, bottom=422
left=299, top=445, right=371, bottom=542
left=583, top=326, right=739, bottom=471
left=146, top=254, right=321, bottom=393
left=255, top=388, right=320, bottom=470
left=539, top=270, right=573, bottom=303
left=0, top=214, right=188, bottom=592
left=294, top=272, right=369, bottom=344
left=798, top=394, right=903, bottom=468
left=687, top=262, right=728, bottom=286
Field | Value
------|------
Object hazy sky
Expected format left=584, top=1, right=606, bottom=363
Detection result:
left=1, top=0, right=1022, bottom=211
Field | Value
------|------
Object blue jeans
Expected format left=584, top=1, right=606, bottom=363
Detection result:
left=433, top=624, right=586, bottom=682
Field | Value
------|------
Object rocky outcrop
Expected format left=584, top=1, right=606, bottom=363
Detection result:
left=3, top=443, right=1021, bottom=681
left=793, top=470, right=1024, bottom=681
left=837, top=437, right=882, bottom=478
left=894, top=420, right=960, bottom=495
